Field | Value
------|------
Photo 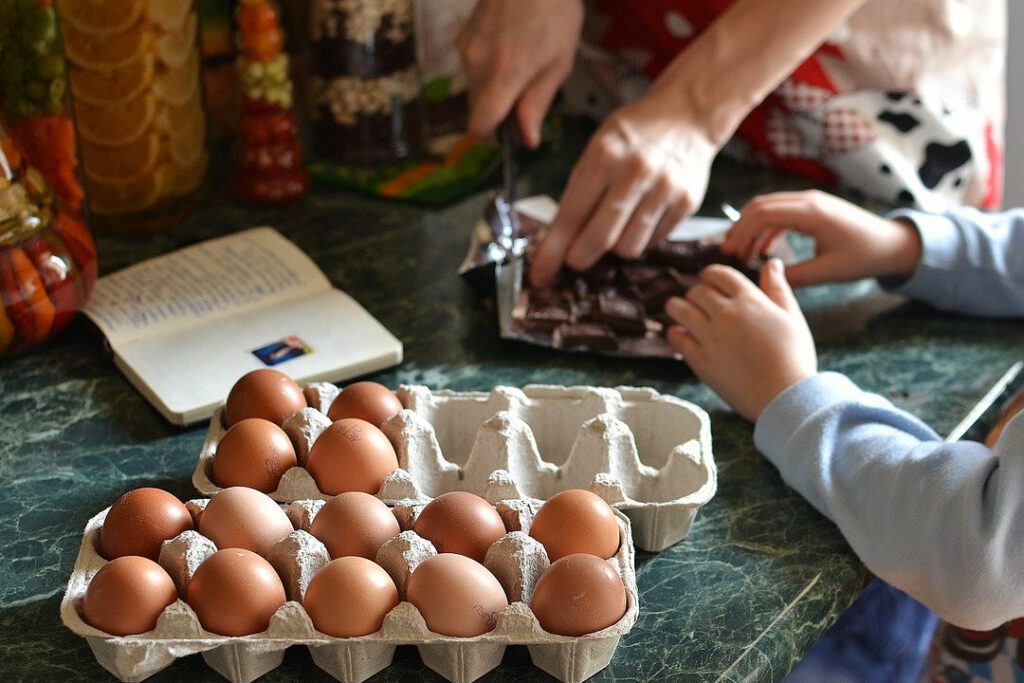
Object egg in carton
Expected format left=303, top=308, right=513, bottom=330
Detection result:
left=194, top=384, right=716, bottom=551
left=60, top=477, right=638, bottom=683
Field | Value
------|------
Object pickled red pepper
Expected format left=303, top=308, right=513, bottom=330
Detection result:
left=0, top=128, right=97, bottom=357
left=232, top=0, right=309, bottom=206
left=0, top=0, right=83, bottom=211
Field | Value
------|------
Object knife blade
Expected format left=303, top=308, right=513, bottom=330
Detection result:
left=494, top=116, right=521, bottom=255
left=945, top=360, right=1024, bottom=442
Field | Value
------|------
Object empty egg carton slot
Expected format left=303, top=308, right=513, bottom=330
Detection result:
left=194, top=384, right=716, bottom=551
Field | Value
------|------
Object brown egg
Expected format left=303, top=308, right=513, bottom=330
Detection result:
left=82, top=556, right=178, bottom=636
left=327, top=381, right=403, bottom=427
left=198, top=486, right=293, bottom=557
left=529, top=489, right=620, bottom=561
left=212, top=418, right=298, bottom=493
left=100, top=487, right=193, bottom=561
left=305, top=419, right=398, bottom=495
left=406, top=553, right=508, bottom=637
left=412, top=491, right=506, bottom=562
left=309, top=492, right=400, bottom=560
left=188, top=548, right=286, bottom=636
left=303, top=557, right=399, bottom=637
left=530, top=554, right=627, bottom=636
left=224, top=369, right=306, bottom=427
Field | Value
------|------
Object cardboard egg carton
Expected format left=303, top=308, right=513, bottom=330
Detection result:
left=194, top=384, right=716, bottom=551
left=60, top=480, right=638, bottom=683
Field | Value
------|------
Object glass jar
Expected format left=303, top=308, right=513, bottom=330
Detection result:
left=308, top=0, right=423, bottom=164
left=0, top=0, right=86, bottom=213
left=0, top=123, right=97, bottom=358
left=55, top=0, right=210, bottom=232
left=233, top=0, right=310, bottom=206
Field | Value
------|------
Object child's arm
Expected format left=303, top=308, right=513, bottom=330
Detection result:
left=666, top=262, right=1024, bottom=629
left=722, top=190, right=1024, bottom=318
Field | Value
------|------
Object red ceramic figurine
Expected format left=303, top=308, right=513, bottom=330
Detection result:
left=231, top=0, right=309, bottom=206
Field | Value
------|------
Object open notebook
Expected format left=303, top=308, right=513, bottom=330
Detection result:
left=84, top=227, right=403, bottom=425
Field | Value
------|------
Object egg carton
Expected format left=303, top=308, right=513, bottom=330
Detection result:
left=194, top=384, right=716, bottom=552
left=60, top=479, right=638, bottom=683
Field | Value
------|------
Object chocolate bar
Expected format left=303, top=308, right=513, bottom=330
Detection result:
left=596, top=294, right=647, bottom=336
left=553, top=322, right=618, bottom=351
left=633, top=270, right=698, bottom=314
left=646, top=241, right=702, bottom=272
left=510, top=236, right=763, bottom=354
left=523, top=291, right=573, bottom=332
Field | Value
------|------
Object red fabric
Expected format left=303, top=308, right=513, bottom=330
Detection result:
left=593, top=0, right=843, bottom=187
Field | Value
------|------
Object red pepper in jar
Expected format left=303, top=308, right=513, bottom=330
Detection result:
left=0, top=246, right=56, bottom=350
left=22, top=234, right=82, bottom=333
left=231, top=0, right=309, bottom=206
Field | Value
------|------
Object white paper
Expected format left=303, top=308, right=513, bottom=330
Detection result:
left=85, top=227, right=328, bottom=345
left=84, top=228, right=402, bottom=425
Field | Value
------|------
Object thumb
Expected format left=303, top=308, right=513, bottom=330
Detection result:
left=759, top=258, right=800, bottom=314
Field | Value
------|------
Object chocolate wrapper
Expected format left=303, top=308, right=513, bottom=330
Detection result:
left=464, top=195, right=788, bottom=359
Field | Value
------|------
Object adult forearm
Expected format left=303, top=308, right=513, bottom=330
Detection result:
left=652, top=0, right=868, bottom=146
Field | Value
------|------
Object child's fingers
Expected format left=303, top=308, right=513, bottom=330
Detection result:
left=745, top=228, right=784, bottom=263
left=783, top=252, right=846, bottom=287
left=685, top=282, right=729, bottom=317
left=700, top=264, right=749, bottom=297
left=665, top=296, right=709, bottom=340
left=666, top=324, right=703, bottom=360
left=759, top=258, right=801, bottom=314
left=723, top=194, right=824, bottom=257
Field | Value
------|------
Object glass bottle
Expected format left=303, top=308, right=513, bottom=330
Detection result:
left=0, top=121, right=97, bottom=357
left=308, top=0, right=423, bottom=164
left=55, top=0, right=210, bottom=231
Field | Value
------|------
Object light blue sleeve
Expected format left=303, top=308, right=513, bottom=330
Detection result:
left=754, top=372, right=1024, bottom=629
left=883, top=207, right=1024, bottom=317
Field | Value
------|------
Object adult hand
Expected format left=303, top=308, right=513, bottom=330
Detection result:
left=529, top=93, right=716, bottom=287
left=457, top=0, right=584, bottom=148
left=665, top=260, right=817, bottom=421
left=721, top=191, right=922, bottom=287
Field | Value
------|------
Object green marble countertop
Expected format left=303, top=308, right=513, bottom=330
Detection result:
left=3, top=124, right=1023, bottom=683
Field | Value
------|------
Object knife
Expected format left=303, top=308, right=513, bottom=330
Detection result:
left=945, top=360, right=1024, bottom=442
left=494, top=116, right=522, bottom=256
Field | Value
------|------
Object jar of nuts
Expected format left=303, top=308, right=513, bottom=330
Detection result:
left=308, top=0, right=424, bottom=164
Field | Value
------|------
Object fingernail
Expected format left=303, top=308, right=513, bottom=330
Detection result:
left=770, top=258, right=783, bottom=274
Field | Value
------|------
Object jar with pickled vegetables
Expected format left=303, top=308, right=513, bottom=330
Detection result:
left=0, top=0, right=86, bottom=213
left=232, top=0, right=310, bottom=206
left=0, top=124, right=97, bottom=358
left=55, top=0, right=210, bottom=232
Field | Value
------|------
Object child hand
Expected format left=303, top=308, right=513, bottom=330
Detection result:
left=665, top=259, right=816, bottom=421
left=720, top=191, right=922, bottom=287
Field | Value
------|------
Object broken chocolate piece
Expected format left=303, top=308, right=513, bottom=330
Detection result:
left=633, top=270, right=697, bottom=314
left=596, top=294, right=647, bottom=336
left=572, top=295, right=598, bottom=323
left=582, top=257, right=618, bottom=290
left=553, top=322, right=619, bottom=351
left=523, top=296, right=573, bottom=332
left=618, top=263, right=663, bottom=287
left=647, top=240, right=702, bottom=272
